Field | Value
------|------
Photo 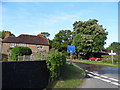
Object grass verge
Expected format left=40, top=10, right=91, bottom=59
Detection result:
left=70, top=59, right=120, bottom=67
left=47, top=63, right=85, bottom=88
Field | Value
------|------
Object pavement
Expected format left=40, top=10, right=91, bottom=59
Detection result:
left=71, top=61, right=120, bottom=88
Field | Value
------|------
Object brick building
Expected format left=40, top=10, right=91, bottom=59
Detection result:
left=1, top=32, right=50, bottom=55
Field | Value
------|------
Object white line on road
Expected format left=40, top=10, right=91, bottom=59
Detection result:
left=111, top=82, right=120, bottom=86
left=87, top=74, right=94, bottom=77
left=100, top=75, right=109, bottom=79
left=86, top=70, right=120, bottom=86
left=100, top=78, right=111, bottom=83
left=93, top=76, right=101, bottom=79
left=109, top=78, right=119, bottom=82
left=86, top=70, right=119, bottom=82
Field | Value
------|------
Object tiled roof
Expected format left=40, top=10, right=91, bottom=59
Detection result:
left=2, top=34, right=50, bottom=46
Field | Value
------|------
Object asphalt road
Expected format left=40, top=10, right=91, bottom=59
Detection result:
left=72, top=61, right=120, bottom=88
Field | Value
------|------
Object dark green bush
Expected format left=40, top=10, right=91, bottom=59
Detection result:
left=46, top=50, right=66, bottom=81
left=11, top=46, right=32, bottom=61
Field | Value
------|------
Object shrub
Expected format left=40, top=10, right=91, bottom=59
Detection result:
left=11, top=46, right=32, bottom=61
left=101, top=55, right=120, bottom=64
left=46, top=50, right=66, bottom=81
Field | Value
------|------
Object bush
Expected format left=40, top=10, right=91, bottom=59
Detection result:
left=11, top=46, right=32, bottom=61
left=46, top=50, right=66, bottom=81
left=101, top=55, right=120, bottom=64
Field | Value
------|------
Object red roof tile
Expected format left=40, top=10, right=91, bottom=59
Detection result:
left=2, top=34, right=50, bottom=46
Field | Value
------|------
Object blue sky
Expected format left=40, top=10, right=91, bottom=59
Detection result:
left=1, top=2, right=118, bottom=48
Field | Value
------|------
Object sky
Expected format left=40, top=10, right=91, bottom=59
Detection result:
left=1, top=2, right=118, bottom=48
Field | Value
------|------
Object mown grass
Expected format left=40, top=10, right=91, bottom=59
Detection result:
left=47, top=63, right=85, bottom=89
left=71, top=59, right=120, bottom=67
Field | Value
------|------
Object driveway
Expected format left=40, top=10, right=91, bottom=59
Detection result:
left=72, top=61, right=120, bottom=88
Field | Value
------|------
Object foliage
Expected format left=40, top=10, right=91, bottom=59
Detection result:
left=52, top=30, right=72, bottom=55
left=48, top=39, right=53, bottom=49
left=47, top=63, right=84, bottom=88
left=73, top=59, right=119, bottom=67
left=41, top=32, right=50, bottom=38
left=0, top=30, right=15, bottom=39
left=46, top=50, right=66, bottom=81
left=11, top=46, right=32, bottom=61
left=101, top=55, right=120, bottom=64
left=106, top=42, right=120, bottom=55
left=72, top=19, right=108, bottom=59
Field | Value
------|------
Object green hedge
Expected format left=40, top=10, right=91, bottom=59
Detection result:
left=11, top=46, right=32, bottom=61
left=101, top=55, right=120, bottom=64
left=46, top=50, right=66, bottom=81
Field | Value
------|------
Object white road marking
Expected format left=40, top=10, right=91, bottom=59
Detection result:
left=109, top=78, right=119, bottom=82
left=87, top=74, right=94, bottom=77
left=100, top=75, right=109, bottom=78
left=93, top=76, right=101, bottom=79
left=93, top=73, right=100, bottom=76
left=86, top=70, right=119, bottom=82
left=100, top=78, right=111, bottom=83
left=86, top=70, right=120, bottom=86
left=111, top=82, right=120, bottom=86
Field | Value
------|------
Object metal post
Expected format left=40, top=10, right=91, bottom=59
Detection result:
left=70, top=53, right=72, bottom=64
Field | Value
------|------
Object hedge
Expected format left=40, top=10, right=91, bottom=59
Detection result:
left=46, top=50, right=66, bottom=82
left=11, top=46, right=32, bottom=61
left=101, top=55, right=120, bottom=64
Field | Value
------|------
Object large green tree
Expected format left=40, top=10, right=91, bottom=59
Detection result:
left=52, top=30, right=72, bottom=54
left=0, top=30, right=15, bottom=39
left=107, top=42, right=120, bottom=55
left=72, top=19, right=108, bottom=59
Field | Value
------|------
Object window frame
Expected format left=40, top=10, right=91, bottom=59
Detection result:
left=19, top=43, right=26, bottom=47
left=37, top=45, right=43, bottom=49
left=10, top=43, right=16, bottom=47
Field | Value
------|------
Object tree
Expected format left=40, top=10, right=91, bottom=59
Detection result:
left=11, top=46, right=32, bottom=61
left=52, top=30, right=72, bottom=54
left=0, top=30, right=15, bottom=39
left=41, top=32, right=50, bottom=38
left=72, top=19, right=108, bottom=59
left=107, top=42, right=120, bottom=55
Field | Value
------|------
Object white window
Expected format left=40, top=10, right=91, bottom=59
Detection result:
left=19, top=43, right=25, bottom=47
left=37, top=45, right=43, bottom=49
left=10, top=43, right=16, bottom=47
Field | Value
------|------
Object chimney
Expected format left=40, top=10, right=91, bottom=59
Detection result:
left=37, top=34, right=43, bottom=37
left=4, top=32, right=10, bottom=39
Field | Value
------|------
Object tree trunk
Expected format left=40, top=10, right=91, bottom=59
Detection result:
left=78, top=54, right=80, bottom=60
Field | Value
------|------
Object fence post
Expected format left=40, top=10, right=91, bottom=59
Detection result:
left=18, top=56, right=19, bottom=61
left=23, top=55, right=25, bottom=61
left=30, top=54, right=32, bottom=61
left=41, top=54, right=42, bottom=60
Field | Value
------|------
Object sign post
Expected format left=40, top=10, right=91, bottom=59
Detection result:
left=67, top=46, right=75, bottom=64
left=108, top=50, right=116, bottom=64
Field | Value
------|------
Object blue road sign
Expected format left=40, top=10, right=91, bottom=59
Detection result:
left=67, top=46, right=75, bottom=53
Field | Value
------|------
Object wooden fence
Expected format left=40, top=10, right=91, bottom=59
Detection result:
left=2, top=53, right=50, bottom=61
left=17, top=54, right=49, bottom=61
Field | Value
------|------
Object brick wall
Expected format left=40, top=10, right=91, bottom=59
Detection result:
left=2, top=43, right=49, bottom=55
left=2, top=43, right=10, bottom=55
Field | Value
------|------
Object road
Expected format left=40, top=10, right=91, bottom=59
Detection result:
left=72, top=61, right=120, bottom=88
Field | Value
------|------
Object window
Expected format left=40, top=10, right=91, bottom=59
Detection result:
left=37, top=45, right=43, bottom=49
left=10, top=43, right=16, bottom=47
left=19, top=43, right=25, bottom=47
